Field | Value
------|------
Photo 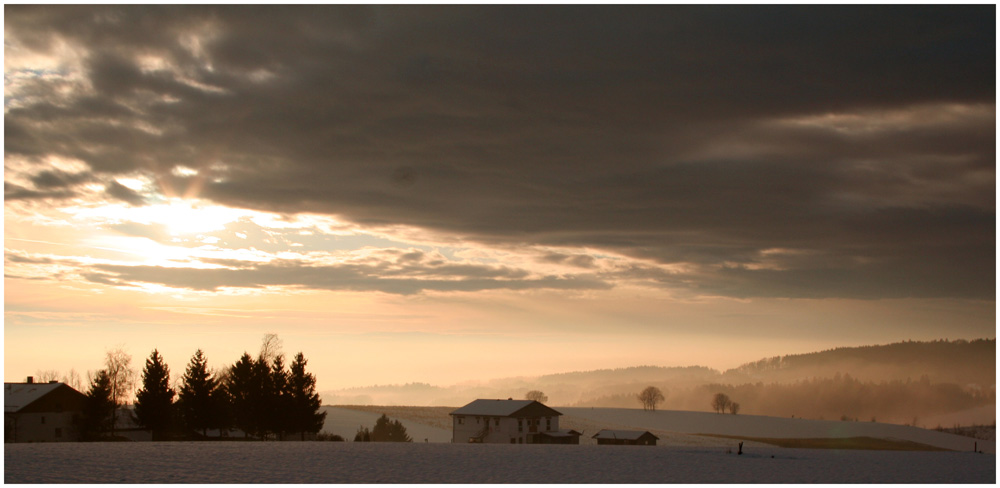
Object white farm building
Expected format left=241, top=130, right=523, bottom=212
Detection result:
left=5, top=378, right=87, bottom=443
left=450, top=399, right=581, bottom=444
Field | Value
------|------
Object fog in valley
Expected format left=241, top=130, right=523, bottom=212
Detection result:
left=322, top=339, right=995, bottom=427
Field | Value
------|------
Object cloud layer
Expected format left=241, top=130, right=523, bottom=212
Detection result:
left=5, top=5, right=994, bottom=299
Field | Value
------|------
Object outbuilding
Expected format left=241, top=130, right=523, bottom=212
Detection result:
left=592, top=429, right=659, bottom=446
left=5, top=378, right=87, bottom=443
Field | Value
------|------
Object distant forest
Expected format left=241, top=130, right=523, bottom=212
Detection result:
left=724, top=338, right=995, bottom=386
left=322, top=339, right=995, bottom=426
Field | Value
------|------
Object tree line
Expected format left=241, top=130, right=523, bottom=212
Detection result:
left=353, top=414, right=412, bottom=442
left=78, top=334, right=326, bottom=441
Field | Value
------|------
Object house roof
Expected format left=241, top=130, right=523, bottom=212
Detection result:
left=450, top=399, right=562, bottom=417
left=4, top=382, right=66, bottom=413
left=592, top=429, right=659, bottom=440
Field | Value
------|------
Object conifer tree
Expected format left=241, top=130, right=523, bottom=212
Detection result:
left=78, top=370, right=115, bottom=441
left=225, top=353, right=260, bottom=438
left=354, top=426, right=371, bottom=442
left=268, top=354, right=291, bottom=439
left=251, top=354, right=274, bottom=439
left=212, top=367, right=234, bottom=436
left=134, top=349, right=175, bottom=440
left=288, top=352, right=326, bottom=440
left=178, top=349, right=217, bottom=437
left=371, top=413, right=412, bottom=442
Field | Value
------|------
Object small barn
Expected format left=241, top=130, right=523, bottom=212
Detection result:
left=450, top=399, right=566, bottom=444
left=5, top=378, right=87, bottom=443
left=592, top=429, right=659, bottom=446
left=534, top=429, right=582, bottom=445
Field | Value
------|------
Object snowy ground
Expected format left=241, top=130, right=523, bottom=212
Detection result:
left=323, top=405, right=995, bottom=453
left=5, top=441, right=995, bottom=483
left=559, top=407, right=994, bottom=453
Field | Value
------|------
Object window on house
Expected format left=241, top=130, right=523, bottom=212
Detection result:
left=546, top=417, right=551, bottom=430
left=476, top=417, right=480, bottom=424
left=457, top=416, right=464, bottom=425
left=494, top=418, right=499, bottom=427
left=55, top=428, right=62, bottom=438
left=41, top=416, right=46, bottom=425
left=517, top=419, right=523, bottom=432
left=510, top=438, right=515, bottom=444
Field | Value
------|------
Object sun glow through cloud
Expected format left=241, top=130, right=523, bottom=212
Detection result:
left=3, top=5, right=993, bottom=398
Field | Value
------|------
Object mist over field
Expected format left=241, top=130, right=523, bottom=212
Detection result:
left=322, top=339, right=995, bottom=427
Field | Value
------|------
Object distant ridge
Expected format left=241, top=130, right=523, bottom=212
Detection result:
left=320, top=338, right=994, bottom=425
left=724, top=338, right=995, bottom=386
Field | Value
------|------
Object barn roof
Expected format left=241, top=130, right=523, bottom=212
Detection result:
left=591, top=429, right=659, bottom=440
left=4, top=382, right=66, bottom=413
left=536, top=429, right=582, bottom=438
left=450, top=399, right=562, bottom=417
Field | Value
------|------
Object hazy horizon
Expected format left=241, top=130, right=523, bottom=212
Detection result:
left=5, top=6, right=994, bottom=393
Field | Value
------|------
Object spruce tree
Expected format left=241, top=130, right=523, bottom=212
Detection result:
left=371, top=414, right=411, bottom=442
left=78, top=370, right=115, bottom=441
left=178, top=349, right=217, bottom=437
left=251, top=354, right=273, bottom=439
left=268, top=355, right=291, bottom=439
left=288, top=352, right=326, bottom=440
left=134, top=349, right=175, bottom=440
left=212, top=367, right=234, bottom=436
left=225, top=353, right=259, bottom=439
left=354, top=426, right=371, bottom=442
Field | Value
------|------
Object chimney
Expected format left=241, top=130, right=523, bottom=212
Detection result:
left=26, top=376, right=33, bottom=384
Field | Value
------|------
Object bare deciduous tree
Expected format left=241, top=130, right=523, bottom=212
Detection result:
left=525, top=390, right=548, bottom=403
left=712, top=393, right=731, bottom=413
left=104, top=346, right=136, bottom=435
left=35, top=370, right=61, bottom=382
left=63, top=369, right=83, bottom=390
left=637, top=386, right=665, bottom=411
left=34, top=369, right=82, bottom=390
left=728, top=401, right=740, bottom=415
left=259, top=333, right=283, bottom=363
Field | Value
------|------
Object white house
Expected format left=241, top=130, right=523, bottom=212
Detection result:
left=5, top=378, right=87, bottom=443
left=449, top=399, right=580, bottom=444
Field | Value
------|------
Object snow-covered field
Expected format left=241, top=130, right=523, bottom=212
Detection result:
left=324, top=405, right=995, bottom=453
left=7, top=406, right=992, bottom=483
left=5, top=441, right=995, bottom=483
left=559, top=407, right=994, bottom=453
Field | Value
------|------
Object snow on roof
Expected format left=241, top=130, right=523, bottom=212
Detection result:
left=537, top=429, right=582, bottom=438
left=4, top=382, right=65, bottom=413
left=450, top=399, right=562, bottom=417
left=592, top=429, right=659, bottom=440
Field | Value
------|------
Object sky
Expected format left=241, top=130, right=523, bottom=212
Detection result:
left=4, top=5, right=995, bottom=392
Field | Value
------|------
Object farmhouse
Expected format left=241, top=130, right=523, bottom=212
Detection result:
left=5, top=378, right=87, bottom=443
left=450, top=399, right=580, bottom=444
left=592, top=429, right=659, bottom=446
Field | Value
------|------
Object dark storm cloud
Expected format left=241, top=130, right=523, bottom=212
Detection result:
left=5, top=5, right=994, bottom=299
left=105, top=181, right=147, bottom=205
left=30, top=169, right=94, bottom=189
left=4, top=182, right=75, bottom=201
